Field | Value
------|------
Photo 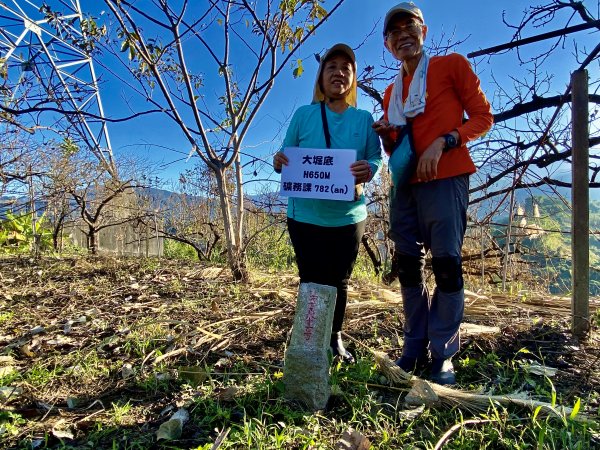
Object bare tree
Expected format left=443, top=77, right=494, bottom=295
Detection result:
left=94, top=0, right=346, bottom=280
left=470, top=0, right=599, bottom=201
left=0, top=125, right=40, bottom=195
left=154, top=165, right=225, bottom=261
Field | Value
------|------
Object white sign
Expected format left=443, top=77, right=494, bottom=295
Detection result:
left=279, top=147, right=357, bottom=201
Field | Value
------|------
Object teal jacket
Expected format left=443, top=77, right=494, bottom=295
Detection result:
left=281, top=103, right=382, bottom=227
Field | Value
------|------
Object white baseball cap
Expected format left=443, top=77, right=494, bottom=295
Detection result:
left=384, top=2, right=424, bottom=34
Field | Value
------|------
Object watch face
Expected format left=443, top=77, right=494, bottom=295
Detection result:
left=446, top=134, right=457, bottom=148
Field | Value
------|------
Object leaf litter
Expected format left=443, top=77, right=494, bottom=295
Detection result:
left=0, top=255, right=598, bottom=448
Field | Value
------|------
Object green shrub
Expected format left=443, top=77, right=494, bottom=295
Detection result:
left=0, top=212, right=52, bottom=254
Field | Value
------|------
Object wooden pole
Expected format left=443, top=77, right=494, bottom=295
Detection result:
left=571, top=69, right=590, bottom=337
left=480, top=224, right=485, bottom=289
left=502, top=188, right=515, bottom=292
left=502, top=142, right=520, bottom=292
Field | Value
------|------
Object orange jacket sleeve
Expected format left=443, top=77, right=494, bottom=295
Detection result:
left=451, top=54, right=494, bottom=144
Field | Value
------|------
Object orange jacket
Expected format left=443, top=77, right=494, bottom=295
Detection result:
left=383, top=53, right=493, bottom=181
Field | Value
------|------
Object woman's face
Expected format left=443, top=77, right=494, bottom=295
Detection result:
left=320, top=54, right=354, bottom=101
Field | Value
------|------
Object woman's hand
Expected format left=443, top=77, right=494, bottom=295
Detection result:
left=350, top=160, right=372, bottom=184
left=273, top=151, right=289, bottom=173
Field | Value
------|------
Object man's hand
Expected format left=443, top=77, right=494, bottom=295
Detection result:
left=350, top=160, right=372, bottom=184
left=273, top=151, right=289, bottom=173
left=416, top=137, right=444, bottom=182
left=372, top=119, right=397, bottom=152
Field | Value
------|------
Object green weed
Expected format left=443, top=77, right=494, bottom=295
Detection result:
left=23, top=362, right=63, bottom=388
left=123, top=321, right=171, bottom=357
left=0, top=311, right=14, bottom=324
left=110, top=401, right=132, bottom=426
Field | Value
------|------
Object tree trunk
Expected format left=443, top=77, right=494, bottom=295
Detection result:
left=214, top=166, right=248, bottom=282
left=53, top=225, right=60, bottom=252
left=52, top=212, right=66, bottom=252
left=88, top=225, right=97, bottom=255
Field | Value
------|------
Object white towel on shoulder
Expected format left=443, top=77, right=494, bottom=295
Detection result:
left=387, top=53, right=430, bottom=126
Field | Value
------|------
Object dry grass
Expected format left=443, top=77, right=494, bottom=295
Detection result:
left=1, top=255, right=599, bottom=448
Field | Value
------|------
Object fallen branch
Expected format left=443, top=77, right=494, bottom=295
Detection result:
left=374, top=352, right=593, bottom=423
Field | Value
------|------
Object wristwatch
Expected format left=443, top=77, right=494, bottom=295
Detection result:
left=442, top=133, right=458, bottom=152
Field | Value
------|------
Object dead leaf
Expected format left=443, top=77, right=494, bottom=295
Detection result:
left=63, top=321, right=74, bottom=335
left=397, top=405, right=425, bottom=420
left=335, top=429, right=371, bottom=450
left=51, top=428, right=74, bottom=441
left=46, top=336, right=73, bottom=346
left=178, top=366, right=208, bottom=386
left=200, top=267, right=224, bottom=279
left=19, top=344, right=35, bottom=358
left=0, top=335, right=14, bottom=345
left=522, top=362, right=558, bottom=377
left=215, top=386, right=239, bottom=402
left=0, top=386, right=23, bottom=401
left=0, top=355, right=15, bottom=365
left=156, top=408, right=189, bottom=441
left=214, top=357, right=230, bottom=369
left=0, top=366, right=17, bottom=377
left=121, top=363, right=134, bottom=379
left=156, top=420, right=181, bottom=441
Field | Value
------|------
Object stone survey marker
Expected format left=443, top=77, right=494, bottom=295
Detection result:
left=284, top=282, right=337, bottom=410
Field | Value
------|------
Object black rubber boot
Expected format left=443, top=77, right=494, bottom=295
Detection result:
left=330, top=332, right=355, bottom=364
left=430, top=358, right=456, bottom=385
left=395, top=352, right=430, bottom=375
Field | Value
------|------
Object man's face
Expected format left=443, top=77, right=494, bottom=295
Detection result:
left=384, top=14, right=427, bottom=62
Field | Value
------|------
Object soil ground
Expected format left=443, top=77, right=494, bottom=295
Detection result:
left=0, top=255, right=598, bottom=448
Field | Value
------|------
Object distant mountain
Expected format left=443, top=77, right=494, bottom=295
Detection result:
left=0, top=195, right=37, bottom=219
left=140, top=187, right=189, bottom=209
left=471, top=184, right=600, bottom=222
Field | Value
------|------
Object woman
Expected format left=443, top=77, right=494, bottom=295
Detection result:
left=273, top=43, right=382, bottom=363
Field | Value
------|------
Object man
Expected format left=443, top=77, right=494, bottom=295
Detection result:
left=372, top=2, right=493, bottom=385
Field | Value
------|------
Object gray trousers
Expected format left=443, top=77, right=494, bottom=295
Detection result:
left=389, top=175, right=469, bottom=360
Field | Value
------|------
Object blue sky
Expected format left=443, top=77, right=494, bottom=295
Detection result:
left=94, top=1, right=598, bottom=192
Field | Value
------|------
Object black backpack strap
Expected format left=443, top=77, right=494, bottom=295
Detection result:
left=390, top=121, right=415, bottom=156
left=320, top=101, right=331, bottom=149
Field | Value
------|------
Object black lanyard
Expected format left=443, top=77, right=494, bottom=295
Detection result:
left=320, top=101, right=331, bottom=149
